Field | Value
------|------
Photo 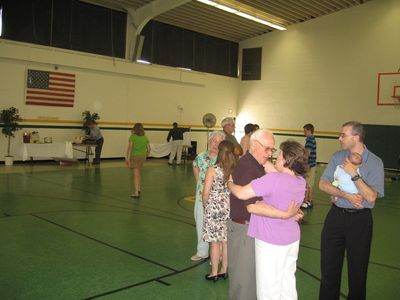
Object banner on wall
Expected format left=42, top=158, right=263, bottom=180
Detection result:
left=25, top=69, right=75, bottom=107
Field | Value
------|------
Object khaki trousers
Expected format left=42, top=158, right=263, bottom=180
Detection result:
left=227, top=219, right=257, bottom=300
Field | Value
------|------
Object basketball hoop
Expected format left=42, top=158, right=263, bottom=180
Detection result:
left=393, top=94, right=400, bottom=109
left=377, top=73, right=400, bottom=105
left=394, top=99, right=400, bottom=110
left=392, top=86, right=400, bottom=109
left=391, top=85, right=400, bottom=99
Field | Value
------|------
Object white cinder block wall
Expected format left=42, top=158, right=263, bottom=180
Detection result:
left=0, top=41, right=238, bottom=160
left=237, top=0, right=400, bottom=162
left=1, top=0, right=399, bottom=162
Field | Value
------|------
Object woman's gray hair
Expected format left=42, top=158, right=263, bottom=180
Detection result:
left=208, top=131, right=225, bottom=143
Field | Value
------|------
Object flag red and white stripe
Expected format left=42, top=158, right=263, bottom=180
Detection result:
left=26, top=69, right=75, bottom=107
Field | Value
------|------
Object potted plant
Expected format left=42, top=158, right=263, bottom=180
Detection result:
left=82, top=111, right=100, bottom=135
left=0, top=107, right=22, bottom=166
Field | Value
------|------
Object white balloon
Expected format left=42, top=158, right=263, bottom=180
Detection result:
left=93, top=101, right=103, bottom=111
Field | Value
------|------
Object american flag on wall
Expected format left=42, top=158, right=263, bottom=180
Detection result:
left=26, top=69, right=75, bottom=107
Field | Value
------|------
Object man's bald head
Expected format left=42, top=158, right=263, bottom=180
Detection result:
left=249, top=129, right=276, bottom=165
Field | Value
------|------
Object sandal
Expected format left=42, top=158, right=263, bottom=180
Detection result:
left=205, top=274, right=219, bottom=281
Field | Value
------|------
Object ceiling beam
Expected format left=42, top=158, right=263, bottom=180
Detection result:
left=125, top=0, right=191, bottom=60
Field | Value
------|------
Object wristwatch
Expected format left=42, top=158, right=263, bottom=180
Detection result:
left=351, top=174, right=362, bottom=181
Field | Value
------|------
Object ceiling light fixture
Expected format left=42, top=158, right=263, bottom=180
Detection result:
left=236, top=11, right=256, bottom=21
left=197, top=0, right=217, bottom=6
left=197, top=0, right=286, bottom=31
left=215, top=4, right=238, bottom=14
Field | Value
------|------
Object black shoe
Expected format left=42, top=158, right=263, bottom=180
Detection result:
left=168, top=162, right=173, bottom=165
left=205, top=274, right=219, bottom=281
left=217, top=273, right=228, bottom=280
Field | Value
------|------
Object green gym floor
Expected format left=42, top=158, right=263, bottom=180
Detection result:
left=0, top=160, right=399, bottom=299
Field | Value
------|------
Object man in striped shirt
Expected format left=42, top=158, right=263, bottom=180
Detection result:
left=303, top=123, right=317, bottom=208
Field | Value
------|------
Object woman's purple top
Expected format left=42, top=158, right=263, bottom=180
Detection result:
left=248, top=172, right=306, bottom=245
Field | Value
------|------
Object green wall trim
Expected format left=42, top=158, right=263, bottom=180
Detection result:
left=273, top=132, right=338, bottom=140
left=0, top=124, right=212, bottom=133
left=0, top=124, right=338, bottom=139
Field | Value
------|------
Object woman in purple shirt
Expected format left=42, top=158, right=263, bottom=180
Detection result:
left=228, top=140, right=308, bottom=300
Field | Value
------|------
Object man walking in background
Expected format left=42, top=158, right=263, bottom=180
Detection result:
left=167, top=122, right=188, bottom=165
left=302, top=123, right=317, bottom=208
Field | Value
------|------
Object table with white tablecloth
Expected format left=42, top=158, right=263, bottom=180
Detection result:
left=148, top=143, right=171, bottom=158
left=148, top=132, right=192, bottom=158
left=148, top=142, right=193, bottom=164
left=21, top=142, right=74, bottom=161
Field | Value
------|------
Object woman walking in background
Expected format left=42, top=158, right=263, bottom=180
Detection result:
left=202, top=140, right=236, bottom=281
left=125, top=123, right=150, bottom=198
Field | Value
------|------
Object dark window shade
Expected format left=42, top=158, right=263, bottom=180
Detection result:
left=139, top=21, right=153, bottom=63
left=242, top=47, right=262, bottom=80
left=152, top=21, right=184, bottom=67
left=193, top=32, right=206, bottom=72
left=1, top=0, right=51, bottom=45
left=111, top=10, right=126, bottom=59
left=140, top=20, right=238, bottom=78
left=31, top=0, right=52, bottom=45
left=52, top=0, right=72, bottom=49
left=364, top=125, right=400, bottom=169
left=0, top=0, right=126, bottom=58
left=70, top=1, right=111, bottom=56
left=210, top=37, right=236, bottom=77
left=230, top=43, right=239, bottom=77
left=182, top=30, right=194, bottom=69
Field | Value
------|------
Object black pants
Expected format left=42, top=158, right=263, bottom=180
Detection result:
left=319, top=205, right=373, bottom=300
left=95, top=137, right=104, bottom=163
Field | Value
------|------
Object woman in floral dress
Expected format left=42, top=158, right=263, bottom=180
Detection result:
left=202, top=140, right=236, bottom=280
left=191, top=131, right=225, bottom=261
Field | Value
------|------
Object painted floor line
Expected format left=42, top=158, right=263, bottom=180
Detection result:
left=31, top=213, right=178, bottom=272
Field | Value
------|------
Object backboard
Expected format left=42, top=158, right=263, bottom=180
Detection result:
left=377, top=72, right=400, bottom=105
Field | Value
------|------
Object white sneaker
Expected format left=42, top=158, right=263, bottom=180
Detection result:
left=301, top=202, right=309, bottom=208
left=191, top=254, right=208, bottom=261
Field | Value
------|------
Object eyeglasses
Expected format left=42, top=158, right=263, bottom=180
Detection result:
left=339, top=133, right=355, bottom=138
left=255, top=140, right=277, bottom=154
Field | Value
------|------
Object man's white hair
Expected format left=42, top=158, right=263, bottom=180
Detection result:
left=221, top=117, right=234, bottom=128
left=208, top=131, right=225, bottom=143
left=250, top=129, right=273, bottom=141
